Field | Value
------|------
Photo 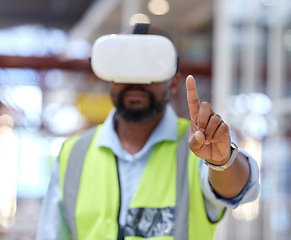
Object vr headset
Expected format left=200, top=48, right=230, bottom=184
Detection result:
left=91, top=34, right=178, bottom=84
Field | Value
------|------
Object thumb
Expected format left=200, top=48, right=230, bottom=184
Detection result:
left=189, top=130, right=205, bottom=152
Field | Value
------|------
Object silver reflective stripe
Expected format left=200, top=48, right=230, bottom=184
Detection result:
left=174, top=127, right=190, bottom=240
left=63, top=127, right=97, bottom=240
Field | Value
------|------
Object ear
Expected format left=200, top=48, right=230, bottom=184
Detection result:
left=170, top=72, right=181, bottom=95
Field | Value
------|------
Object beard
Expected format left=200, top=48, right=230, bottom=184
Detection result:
left=113, top=86, right=167, bottom=123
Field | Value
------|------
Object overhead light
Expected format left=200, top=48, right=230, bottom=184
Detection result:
left=65, top=39, right=91, bottom=59
left=147, top=0, right=170, bottom=16
left=129, top=13, right=151, bottom=26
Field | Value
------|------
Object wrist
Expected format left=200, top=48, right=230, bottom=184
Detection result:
left=203, top=142, right=239, bottom=171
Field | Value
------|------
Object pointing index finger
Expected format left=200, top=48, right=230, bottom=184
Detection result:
left=186, top=75, right=200, bottom=125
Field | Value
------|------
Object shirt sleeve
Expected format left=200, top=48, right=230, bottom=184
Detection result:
left=36, top=159, right=72, bottom=240
left=199, top=149, right=260, bottom=222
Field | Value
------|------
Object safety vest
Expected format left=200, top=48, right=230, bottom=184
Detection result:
left=58, top=118, right=221, bottom=240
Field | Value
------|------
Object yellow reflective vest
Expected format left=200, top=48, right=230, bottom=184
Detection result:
left=58, top=118, right=221, bottom=240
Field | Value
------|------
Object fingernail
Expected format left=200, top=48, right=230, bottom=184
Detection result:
left=194, top=135, right=199, bottom=142
left=205, top=140, right=210, bottom=145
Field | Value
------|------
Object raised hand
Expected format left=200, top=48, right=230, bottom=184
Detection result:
left=186, top=75, right=231, bottom=164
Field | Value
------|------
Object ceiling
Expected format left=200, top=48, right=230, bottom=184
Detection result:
left=0, top=0, right=93, bottom=30
left=68, top=0, right=214, bottom=43
left=0, top=0, right=213, bottom=41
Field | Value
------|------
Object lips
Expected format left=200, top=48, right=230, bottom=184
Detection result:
left=123, top=89, right=149, bottom=101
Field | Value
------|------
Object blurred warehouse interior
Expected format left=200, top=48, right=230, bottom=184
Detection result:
left=0, top=0, right=291, bottom=239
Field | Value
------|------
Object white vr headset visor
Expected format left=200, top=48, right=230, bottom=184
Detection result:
left=91, top=34, right=177, bottom=84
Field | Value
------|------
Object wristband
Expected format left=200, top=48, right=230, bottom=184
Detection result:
left=203, top=142, right=239, bottom=171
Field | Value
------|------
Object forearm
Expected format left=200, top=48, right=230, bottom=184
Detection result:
left=209, top=152, right=250, bottom=199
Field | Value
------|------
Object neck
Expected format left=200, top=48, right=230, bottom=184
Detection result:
left=115, top=110, right=165, bottom=155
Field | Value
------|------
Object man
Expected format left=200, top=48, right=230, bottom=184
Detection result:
left=37, top=24, right=259, bottom=240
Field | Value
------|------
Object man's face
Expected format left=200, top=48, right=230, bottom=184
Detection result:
left=110, top=81, right=171, bottom=123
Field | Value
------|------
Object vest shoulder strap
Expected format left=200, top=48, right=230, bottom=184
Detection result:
left=174, top=126, right=190, bottom=240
